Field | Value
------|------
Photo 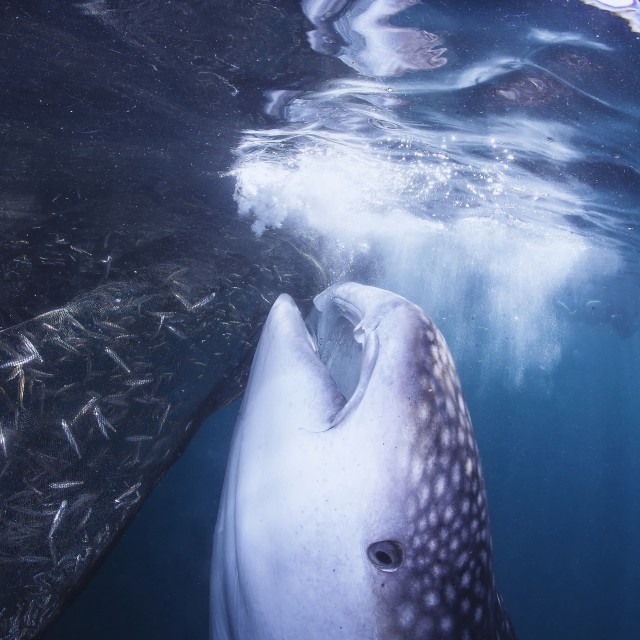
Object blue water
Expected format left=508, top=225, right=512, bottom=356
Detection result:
left=38, top=0, right=640, bottom=639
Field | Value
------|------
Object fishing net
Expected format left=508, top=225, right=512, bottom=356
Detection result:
left=0, top=1, right=331, bottom=636
left=0, top=228, right=327, bottom=638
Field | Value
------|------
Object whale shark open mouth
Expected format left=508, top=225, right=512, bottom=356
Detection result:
left=304, top=284, right=382, bottom=427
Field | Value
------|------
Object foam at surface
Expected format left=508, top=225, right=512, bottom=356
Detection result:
left=230, top=81, right=622, bottom=384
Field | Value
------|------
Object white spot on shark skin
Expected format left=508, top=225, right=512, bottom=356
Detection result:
left=457, top=392, right=466, bottom=414
left=443, top=344, right=455, bottom=370
left=398, top=602, right=417, bottom=629
left=467, top=432, right=475, bottom=449
left=435, top=474, right=446, bottom=497
left=432, top=563, right=445, bottom=579
left=411, top=455, right=423, bottom=484
left=465, top=457, right=474, bottom=476
left=451, top=462, right=461, bottom=485
left=444, top=373, right=457, bottom=398
left=424, top=591, right=439, bottom=608
left=456, top=550, right=470, bottom=570
left=422, top=573, right=433, bottom=589
left=445, top=583, right=457, bottom=604
left=409, top=578, right=422, bottom=598
left=418, top=485, right=430, bottom=509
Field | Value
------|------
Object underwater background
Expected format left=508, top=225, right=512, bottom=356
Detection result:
left=1, top=0, right=639, bottom=639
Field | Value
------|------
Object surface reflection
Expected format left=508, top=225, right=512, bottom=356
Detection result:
left=580, top=0, right=640, bottom=33
left=303, top=0, right=447, bottom=76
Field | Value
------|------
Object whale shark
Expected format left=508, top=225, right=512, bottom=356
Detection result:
left=211, top=282, right=516, bottom=639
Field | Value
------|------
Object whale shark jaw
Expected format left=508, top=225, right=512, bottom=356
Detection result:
left=211, top=282, right=516, bottom=640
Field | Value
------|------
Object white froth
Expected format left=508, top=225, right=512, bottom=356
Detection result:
left=230, top=84, right=622, bottom=386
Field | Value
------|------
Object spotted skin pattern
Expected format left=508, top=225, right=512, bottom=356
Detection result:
left=368, top=306, right=516, bottom=639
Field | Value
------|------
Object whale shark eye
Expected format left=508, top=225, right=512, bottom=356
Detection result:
left=367, top=540, right=404, bottom=572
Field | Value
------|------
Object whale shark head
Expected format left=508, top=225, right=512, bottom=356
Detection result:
left=211, top=282, right=515, bottom=640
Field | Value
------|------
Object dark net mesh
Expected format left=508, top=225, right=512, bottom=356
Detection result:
left=0, top=242, right=326, bottom=638
left=0, top=1, right=332, bottom=636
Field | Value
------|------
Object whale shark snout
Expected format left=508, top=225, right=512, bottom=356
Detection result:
left=211, top=282, right=516, bottom=639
